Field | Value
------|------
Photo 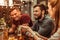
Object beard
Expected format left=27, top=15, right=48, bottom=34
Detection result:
left=35, top=13, right=42, bottom=20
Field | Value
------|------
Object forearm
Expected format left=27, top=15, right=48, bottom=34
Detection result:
left=27, top=28, right=41, bottom=40
left=9, top=24, right=17, bottom=33
left=9, top=28, right=15, bottom=33
left=20, top=25, right=47, bottom=40
left=34, top=31, right=48, bottom=40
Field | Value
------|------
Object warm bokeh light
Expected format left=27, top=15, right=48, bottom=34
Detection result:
left=9, top=0, right=13, bottom=6
left=0, top=0, right=5, bottom=6
left=0, top=0, right=13, bottom=6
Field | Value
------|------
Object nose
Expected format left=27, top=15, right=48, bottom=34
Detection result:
left=33, top=12, right=36, bottom=15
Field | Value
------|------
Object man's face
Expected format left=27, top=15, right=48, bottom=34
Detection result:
left=33, top=6, right=42, bottom=19
left=10, top=9, right=21, bottom=21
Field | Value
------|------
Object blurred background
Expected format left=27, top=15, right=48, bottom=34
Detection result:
left=0, top=0, right=47, bottom=21
left=0, top=0, right=60, bottom=40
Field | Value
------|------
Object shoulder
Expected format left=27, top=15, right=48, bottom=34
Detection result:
left=42, top=15, right=54, bottom=27
left=44, top=15, right=54, bottom=23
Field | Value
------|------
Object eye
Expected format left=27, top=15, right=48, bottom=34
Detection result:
left=10, top=14, right=13, bottom=16
left=14, top=13, right=17, bottom=15
left=33, top=10, right=38, bottom=12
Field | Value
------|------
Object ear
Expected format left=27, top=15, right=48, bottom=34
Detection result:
left=41, top=10, right=45, bottom=19
left=41, top=10, right=45, bottom=18
left=39, top=10, right=45, bottom=21
left=42, top=10, right=45, bottom=15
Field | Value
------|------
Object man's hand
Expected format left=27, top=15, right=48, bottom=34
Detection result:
left=9, top=28, right=15, bottom=33
left=19, top=25, right=31, bottom=31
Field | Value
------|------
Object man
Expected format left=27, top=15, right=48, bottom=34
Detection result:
left=8, top=7, right=32, bottom=34
left=8, top=7, right=22, bottom=33
left=21, top=4, right=55, bottom=39
left=32, top=4, right=55, bottom=38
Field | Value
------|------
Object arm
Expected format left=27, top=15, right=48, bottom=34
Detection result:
left=20, top=25, right=48, bottom=40
left=34, top=31, right=48, bottom=40
left=9, top=24, right=17, bottom=33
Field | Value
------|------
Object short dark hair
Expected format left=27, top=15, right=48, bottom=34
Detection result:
left=9, top=7, right=21, bottom=13
left=33, top=4, right=48, bottom=11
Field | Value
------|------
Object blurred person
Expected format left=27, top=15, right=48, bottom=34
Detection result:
left=48, top=0, right=59, bottom=31
left=47, top=0, right=60, bottom=40
left=48, top=0, right=59, bottom=19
